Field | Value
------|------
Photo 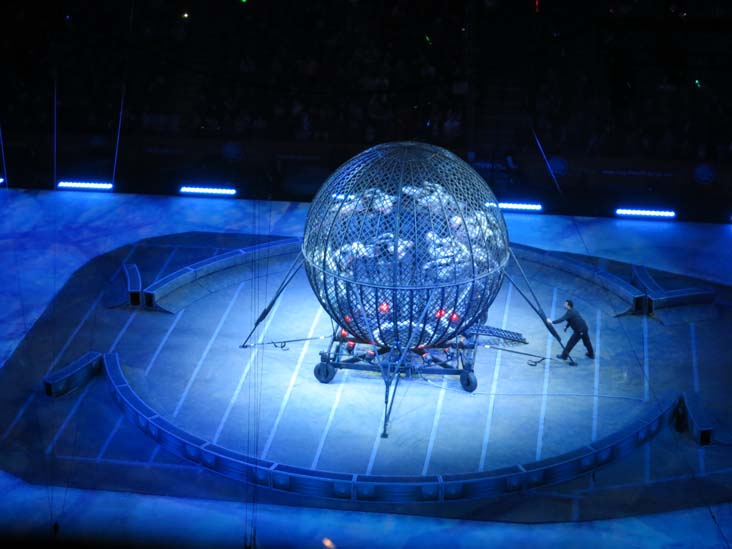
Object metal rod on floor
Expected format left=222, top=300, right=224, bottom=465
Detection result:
left=241, top=334, right=331, bottom=349
left=482, top=344, right=544, bottom=359
left=503, top=260, right=564, bottom=347
left=239, top=252, right=304, bottom=348
left=380, top=300, right=431, bottom=438
left=502, top=267, right=570, bottom=361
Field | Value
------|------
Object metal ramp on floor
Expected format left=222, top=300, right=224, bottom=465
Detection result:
left=465, top=324, right=528, bottom=344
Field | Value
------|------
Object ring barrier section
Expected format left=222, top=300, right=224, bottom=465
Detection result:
left=99, top=351, right=684, bottom=504
left=142, top=237, right=302, bottom=309
left=38, top=240, right=712, bottom=505
left=123, top=263, right=142, bottom=306
left=631, top=265, right=716, bottom=312
left=511, top=244, right=646, bottom=308
left=42, top=351, right=104, bottom=397
left=512, top=244, right=715, bottom=314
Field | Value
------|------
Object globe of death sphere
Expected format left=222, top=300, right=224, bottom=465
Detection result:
left=303, top=142, right=510, bottom=349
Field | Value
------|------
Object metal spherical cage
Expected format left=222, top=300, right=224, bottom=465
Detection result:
left=303, top=141, right=510, bottom=349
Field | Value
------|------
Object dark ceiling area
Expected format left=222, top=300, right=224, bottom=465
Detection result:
left=1, top=0, right=730, bottom=221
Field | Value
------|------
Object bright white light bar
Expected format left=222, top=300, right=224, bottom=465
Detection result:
left=179, top=186, right=237, bottom=196
left=499, top=202, right=543, bottom=211
left=0, top=177, right=4, bottom=184
left=57, top=181, right=113, bottom=190
left=615, top=208, right=675, bottom=218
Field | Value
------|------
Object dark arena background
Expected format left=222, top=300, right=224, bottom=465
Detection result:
left=1, top=1, right=731, bottom=548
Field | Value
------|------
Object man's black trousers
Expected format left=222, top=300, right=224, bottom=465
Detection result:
left=560, top=330, right=594, bottom=358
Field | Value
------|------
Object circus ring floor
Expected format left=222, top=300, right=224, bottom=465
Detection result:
left=1, top=230, right=730, bottom=524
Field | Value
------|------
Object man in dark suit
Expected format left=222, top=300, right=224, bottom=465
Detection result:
left=547, top=299, right=595, bottom=362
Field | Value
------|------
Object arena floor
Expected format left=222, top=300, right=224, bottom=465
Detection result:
left=1, top=188, right=730, bottom=547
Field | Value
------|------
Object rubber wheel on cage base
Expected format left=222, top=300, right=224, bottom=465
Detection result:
left=459, top=371, right=477, bottom=393
left=314, top=362, right=337, bottom=383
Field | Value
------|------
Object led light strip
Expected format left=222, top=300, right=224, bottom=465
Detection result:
left=57, top=181, right=113, bottom=190
left=499, top=202, right=543, bottom=211
left=615, top=208, right=676, bottom=218
left=179, top=186, right=237, bottom=196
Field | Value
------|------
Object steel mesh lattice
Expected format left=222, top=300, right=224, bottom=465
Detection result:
left=303, top=141, right=510, bottom=349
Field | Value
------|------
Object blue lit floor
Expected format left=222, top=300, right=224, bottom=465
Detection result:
left=0, top=468, right=729, bottom=548
left=1, top=188, right=731, bottom=547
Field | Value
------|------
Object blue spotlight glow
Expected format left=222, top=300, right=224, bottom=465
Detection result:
left=0, top=178, right=4, bottom=184
left=179, top=186, right=237, bottom=196
left=331, top=193, right=356, bottom=200
left=57, top=181, right=114, bottom=191
left=615, top=208, right=676, bottom=218
left=498, top=202, right=543, bottom=211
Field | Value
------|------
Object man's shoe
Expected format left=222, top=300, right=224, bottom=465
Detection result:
left=586, top=353, right=595, bottom=359
left=556, top=354, right=567, bottom=360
